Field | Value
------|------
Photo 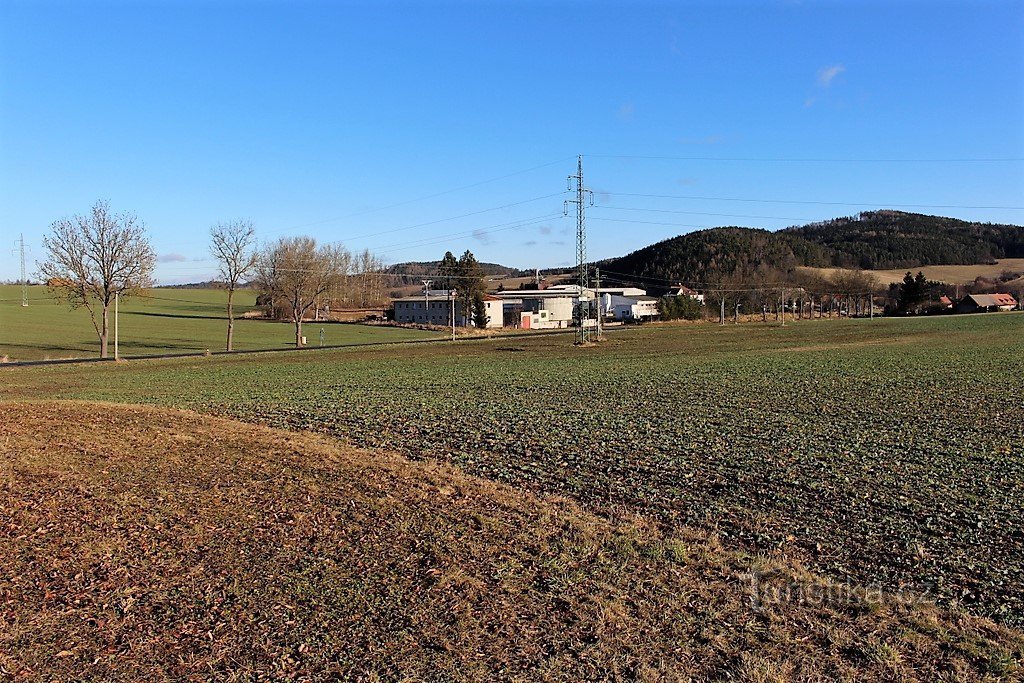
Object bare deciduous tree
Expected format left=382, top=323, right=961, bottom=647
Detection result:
left=38, top=200, right=155, bottom=358
left=255, top=237, right=347, bottom=347
left=210, top=220, right=258, bottom=351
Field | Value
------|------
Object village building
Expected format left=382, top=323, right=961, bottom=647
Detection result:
left=955, top=293, right=1018, bottom=313
left=607, top=294, right=660, bottom=321
left=392, top=289, right=503, bottom=328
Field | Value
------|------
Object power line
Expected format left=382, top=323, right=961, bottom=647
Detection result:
left=595, top=206, right=816, bottom=222
left=153, top=214, right=564, bottom=273
left=341, top=192, right=567, bottom=244
left=590, top=216, right=717, bottom=230
left=267, top=157, right=575, bottom=237
left=588, top=154, right=1024, bottom=163
left=604, top=192, right=1024, bottom=211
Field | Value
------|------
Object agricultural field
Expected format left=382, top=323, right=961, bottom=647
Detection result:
left=801, top=258, right=1024, bottom=287
left=0, top=285, right=439, bottom=361
left=5, top=402, right=1021, bottom=680
left=5, top=312, right=1023, bottom=636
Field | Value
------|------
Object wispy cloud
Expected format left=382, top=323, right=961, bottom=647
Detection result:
left=677, top=177, right=699, bottom=186
left=617, top=102, right=635, bottom=122
left=817, top=64, right=845, bottom=87
left=158, top=252, right=187, bottom=263
left=471, top=229, right=494, bottom=245
left=523, top=240, right=537, bottom=247
left=539, top=225, right=552, bottom=235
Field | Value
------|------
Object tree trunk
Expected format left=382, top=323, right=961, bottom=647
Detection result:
left=99, top=305, right=109, bottom=358
left=295, top=317, right=303, bottom=348
left=226, top=288, right=235, bottom=352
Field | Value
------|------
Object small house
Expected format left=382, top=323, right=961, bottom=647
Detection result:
left=955, top=293, right=1018, bottom=314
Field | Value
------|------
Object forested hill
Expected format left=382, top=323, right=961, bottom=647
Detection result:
left=386, top=260, right=514, bottom=280
left=600, top=211, right=1024, bottom=286
left=785, top=211, right=1024, bottom=269
left=598, top=228, right=831, bottom=287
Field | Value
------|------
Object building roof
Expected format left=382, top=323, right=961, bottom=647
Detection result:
left=393, top=293, right=455, bottom=303
left=493, top=288, right=587, bottom=299
left=963, top=293, right=1017, bottom=307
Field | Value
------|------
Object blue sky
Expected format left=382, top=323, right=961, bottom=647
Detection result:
left=1, top=0, right=1022, bottom=283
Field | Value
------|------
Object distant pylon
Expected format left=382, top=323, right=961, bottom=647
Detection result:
left=18, top=233, right=28, bottom=307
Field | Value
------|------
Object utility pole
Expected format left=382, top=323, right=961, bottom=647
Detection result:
left=781, top=288, right=786, bottom=327
left=565, top=155, right=593, bottom=345
left=422, top=279, right=432, bottom=325
left=114, top=291, right=119, bottom=360
left=450, top=288, right=456, bottom=341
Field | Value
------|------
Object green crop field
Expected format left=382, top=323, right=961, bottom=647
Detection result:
left=0, top=285, right=439, bottom=361
left=4, top=312, right=1023, bottom=627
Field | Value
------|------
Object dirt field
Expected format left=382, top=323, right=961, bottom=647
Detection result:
left=2, top=401, right=1021, bottom=681
left=801, top=258, right=1024, bottom=286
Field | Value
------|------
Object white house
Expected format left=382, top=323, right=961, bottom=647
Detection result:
left=609, top=294, right=660, bottom=321
left=666, top=285, right=705, bottom=304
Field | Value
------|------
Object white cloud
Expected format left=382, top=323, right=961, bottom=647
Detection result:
left=158, top=252, right=187, bottom=263
left=471, top=229, right=494, bottom=245
left=817, top=64, right=845, bottom=87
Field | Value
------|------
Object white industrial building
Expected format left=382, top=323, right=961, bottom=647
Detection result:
left=493, top=286, right=593, bottom=329
left=397, top=281, right=691, bottom=330
left=393, top=290, right=457, bottom=326
left=392, top=289, right=502, bottom=328
left=606, top=294, right=660, bottom=321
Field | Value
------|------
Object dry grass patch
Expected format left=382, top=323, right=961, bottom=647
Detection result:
left=1, top=401, right=1021, bottom=681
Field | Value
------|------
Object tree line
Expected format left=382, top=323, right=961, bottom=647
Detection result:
left=37, top=201, right=392, bottom=357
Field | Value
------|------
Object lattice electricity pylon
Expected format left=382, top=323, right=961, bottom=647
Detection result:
left=564, top=155, right=593, bottom=344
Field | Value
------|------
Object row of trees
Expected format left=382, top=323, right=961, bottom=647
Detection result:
left=437, top=249, right=490, bottom=328
left=688, top=267, right=883, bottom=323
left=38, top=201, right=391, bottom=357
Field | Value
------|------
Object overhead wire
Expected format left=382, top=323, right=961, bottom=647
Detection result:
left=264, top=157, right=575, bottom=237
left=600, top=192, right=1024, bottom=211
left=587, top=153, right=1024, bottom=163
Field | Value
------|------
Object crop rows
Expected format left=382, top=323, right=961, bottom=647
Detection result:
left=25, top=315, right=1024, bottom=626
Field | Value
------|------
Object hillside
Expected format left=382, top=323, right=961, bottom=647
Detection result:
left=600, top=211, right=1024, bottom=287
left=787, top=211, right=1024, bottom=270
left=3, top=401, right=1022, bottom=680
left=598, top=227, right=832, bottom=288
left=386, top=260, right=516, bottom=280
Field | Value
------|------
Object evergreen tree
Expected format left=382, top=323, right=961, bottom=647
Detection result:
left=472, top=291, right=489, bottom=328
left=897, top=271, right=928, bottom=314
left=456, top=250, right=485, bottom=322
left=437, top=251, right=459, bottom=287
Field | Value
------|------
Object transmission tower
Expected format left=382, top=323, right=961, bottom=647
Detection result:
left=565, top=155, right=593, bottom=344
left=17, top=233, right=28, bottom=307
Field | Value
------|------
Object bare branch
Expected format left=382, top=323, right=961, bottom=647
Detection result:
left=37, top=200, right=155, bottom=357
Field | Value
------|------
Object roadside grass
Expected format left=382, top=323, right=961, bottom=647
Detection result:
left=3, top=312, right=1023, bottom=628
left=0, top=285, right=439, bottom=361
left=2, top=402, right=1021, bottom=681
